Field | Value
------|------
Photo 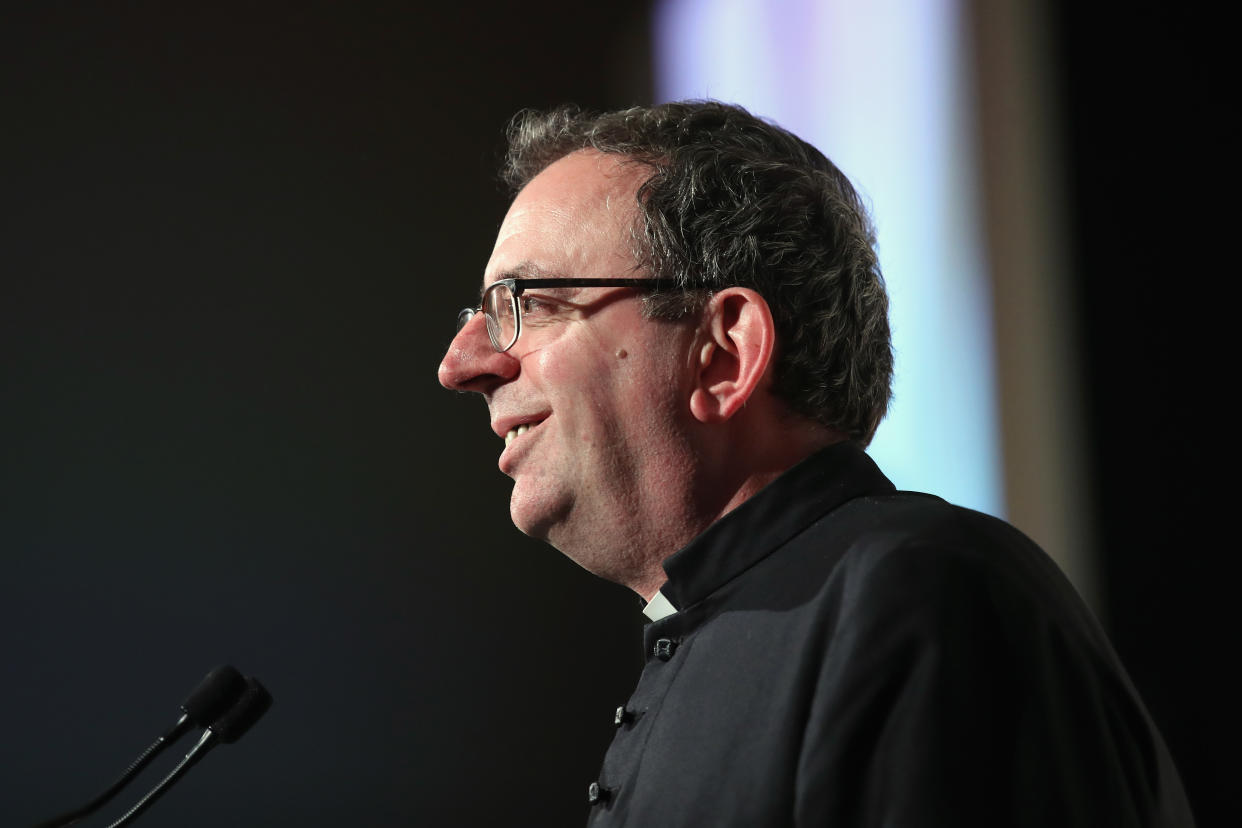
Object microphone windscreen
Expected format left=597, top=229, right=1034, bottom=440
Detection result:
left=211, top=677, right=272, bottom=744
left=181, top=665, right=247, bottom=726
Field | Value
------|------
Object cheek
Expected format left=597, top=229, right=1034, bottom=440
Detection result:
left=538, top=348, right=643, bottom=448
left=528, top=339, right=619, bottom=388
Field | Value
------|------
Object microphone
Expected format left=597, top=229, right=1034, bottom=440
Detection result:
left=32, top=665, right=247, bottom=828
left=104, top=676, right=272, bottom=828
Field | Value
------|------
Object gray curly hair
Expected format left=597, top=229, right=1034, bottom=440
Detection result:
left=502, top=100, right=893, bottom=446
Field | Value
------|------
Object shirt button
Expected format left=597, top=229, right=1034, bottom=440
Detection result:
left=653, top=638, right=677, bottom=660
left=614, top=705, right=631, bottom=727
left=587, top=781, right=610, bottom=805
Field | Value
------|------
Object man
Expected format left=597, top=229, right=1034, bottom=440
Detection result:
left=438, top=101, right=1193, bottom=826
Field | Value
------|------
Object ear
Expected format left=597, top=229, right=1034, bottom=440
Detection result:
left=689, top=288, right=777, bottom=423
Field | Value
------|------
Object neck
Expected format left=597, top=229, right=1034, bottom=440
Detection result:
left=626, top=420, right=846, bottom=601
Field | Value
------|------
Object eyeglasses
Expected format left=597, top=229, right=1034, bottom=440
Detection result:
left=456, top=277, right=679, bottom=353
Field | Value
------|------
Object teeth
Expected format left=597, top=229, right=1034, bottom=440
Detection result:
left=504, top=423, right=533, bottom=446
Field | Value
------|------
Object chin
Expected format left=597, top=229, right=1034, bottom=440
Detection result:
left=508, top=487, right=562, bottom=543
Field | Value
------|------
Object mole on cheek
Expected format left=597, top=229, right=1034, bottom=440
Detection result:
left=615, top=348, right=628, bottom=359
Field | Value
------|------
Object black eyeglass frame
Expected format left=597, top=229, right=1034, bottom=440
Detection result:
left=456, top=277, right=681, bottom=353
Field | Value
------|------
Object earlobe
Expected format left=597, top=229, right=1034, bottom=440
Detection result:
left=689, top=288, right=776, bottom=424
left=689, top=386, right=717, bottom=422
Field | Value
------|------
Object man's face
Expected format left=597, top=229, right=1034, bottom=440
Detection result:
left=438, top=151, right=699, bottom=583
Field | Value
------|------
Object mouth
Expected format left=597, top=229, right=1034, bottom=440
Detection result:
left=505, top=422, right=536, bottom=447
left=497, top=416, right=547, bottom=474
left=498, top=416, right=547, bottom=448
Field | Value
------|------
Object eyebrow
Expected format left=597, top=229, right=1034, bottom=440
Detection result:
left=476, top=264, right=671, bottom=303
left=478, top=262, right=558, bottom=300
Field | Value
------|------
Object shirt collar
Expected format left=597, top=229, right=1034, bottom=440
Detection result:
left=641, top=589, right=678, bottom=622
left=656, top=441, right=895, bottom=615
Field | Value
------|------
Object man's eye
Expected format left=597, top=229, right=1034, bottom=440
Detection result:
left=519, top=294, right=572, bottom=330
left=520, top=295, right=552, bottom=315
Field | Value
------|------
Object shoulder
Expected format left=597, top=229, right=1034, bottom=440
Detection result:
left=786, top=498, right=1193, bottom=826
left=789, top=493, right=1110, bottom=664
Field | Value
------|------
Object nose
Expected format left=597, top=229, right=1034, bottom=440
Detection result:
left=438, top=312, right=519, bottom=392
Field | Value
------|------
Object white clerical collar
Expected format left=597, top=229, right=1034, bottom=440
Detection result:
left=642, top=589, right=677, bottom=622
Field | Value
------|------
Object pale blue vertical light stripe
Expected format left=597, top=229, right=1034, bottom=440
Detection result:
left=655, top=0, right=1004, bottom=518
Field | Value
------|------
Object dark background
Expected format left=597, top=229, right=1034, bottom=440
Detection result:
left=1, top=2, right=1230, bottom=826
left=1050, top=3, right=1232, bottom=825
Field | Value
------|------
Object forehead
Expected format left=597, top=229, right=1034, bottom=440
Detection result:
left=485, top=150, right=648, bottom=287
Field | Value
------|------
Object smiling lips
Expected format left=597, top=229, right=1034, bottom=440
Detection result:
left=502, top=417, right=547, bottom=448
left=505, top=423, right=535, bottom=447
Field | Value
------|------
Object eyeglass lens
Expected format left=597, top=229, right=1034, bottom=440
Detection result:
left=483, top=282, right=516, bottom=351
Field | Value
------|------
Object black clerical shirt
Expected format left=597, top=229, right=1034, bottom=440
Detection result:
left=585, top=442, right=1194, bottom=827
